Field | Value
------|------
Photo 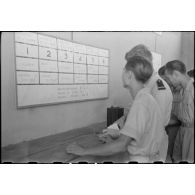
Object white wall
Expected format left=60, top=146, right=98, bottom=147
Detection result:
left=1, top=32, right=185, bottom=146
left=181, top=32, right=194, bottom=71
left=1, top=32, right=108, bottom=146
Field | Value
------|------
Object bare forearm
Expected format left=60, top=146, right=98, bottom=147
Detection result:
left=109, top=107, right=130, bottom=129
left=114, top=116, right=125, bottom=125
left=114, top=116, right=126, bottom=129
left=82, top=139, right=128, bottom=156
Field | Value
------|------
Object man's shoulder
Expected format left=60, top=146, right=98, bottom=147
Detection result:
left=150, top=74, right=172, bottom=93
left=135, top=89, right=157, bottom=108
left=186, top=79, right=194, bottom=99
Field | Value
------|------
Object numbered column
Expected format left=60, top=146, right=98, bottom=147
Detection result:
left=15, top=32, right=39, bottom=84
left=57, top=39, right=74, bottom=84
left=38, top=34, right=58, bottom=84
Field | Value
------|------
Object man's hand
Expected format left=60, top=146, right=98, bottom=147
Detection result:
left=102, top=128, right=120, bottom=139
left=66, top=142, right=85, bottom=156
left=98, top=133, right=113, bottom=143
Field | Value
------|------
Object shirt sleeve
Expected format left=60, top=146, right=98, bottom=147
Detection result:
left=179, top=83, right=194, bottom=124
left=120, top=101, right=148, bottom=143
left=186, top=85, right=194, bottom=123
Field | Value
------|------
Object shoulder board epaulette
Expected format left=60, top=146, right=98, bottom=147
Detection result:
left=157, top=79, right=166, bottom=90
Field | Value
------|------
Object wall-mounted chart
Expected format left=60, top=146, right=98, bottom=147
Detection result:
left=14, top=32, right=109, bottom=108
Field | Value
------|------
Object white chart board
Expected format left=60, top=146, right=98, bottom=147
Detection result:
left=154, top=32, right=162, bottom=36
left=14, top=32, right=109, bottom=108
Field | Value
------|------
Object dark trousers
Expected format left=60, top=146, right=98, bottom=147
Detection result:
left=165, top=125, right=180, bottom=159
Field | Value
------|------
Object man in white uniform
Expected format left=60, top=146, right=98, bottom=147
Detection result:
left=67, top=56, right=168, bottom=162
left=101, top=45, right=173, bottom=147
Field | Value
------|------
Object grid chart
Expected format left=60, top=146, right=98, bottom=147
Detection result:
left=14, top=32, right=109, bottom=108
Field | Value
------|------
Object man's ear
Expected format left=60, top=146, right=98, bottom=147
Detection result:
left=127, top=71, right=132, bottom=79
left=173, top=70, right=181, bottom=78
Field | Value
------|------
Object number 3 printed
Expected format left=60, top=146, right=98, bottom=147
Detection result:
left=79, top=55, right=82, bottom=62
left=64, top=52, right=68, bottom=59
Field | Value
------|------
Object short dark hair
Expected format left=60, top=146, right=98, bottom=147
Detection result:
left=158, top=65, right=166, bottom=76
left=165, top=60, right=186, bottom=74
left=187, top=69, right=194, bottom=78
left=125, top=55, right=153, bottom=83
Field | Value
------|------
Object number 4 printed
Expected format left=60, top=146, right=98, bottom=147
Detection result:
left=64, top=52, right=68, bottom=59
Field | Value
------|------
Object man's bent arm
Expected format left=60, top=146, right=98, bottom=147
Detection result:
left=82, top=134, right=131, bottom=156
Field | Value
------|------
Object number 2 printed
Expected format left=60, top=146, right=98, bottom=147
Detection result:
left=47, top=50, right=51, bottom=57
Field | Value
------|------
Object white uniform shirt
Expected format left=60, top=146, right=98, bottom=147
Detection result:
left=145, top=73, right=173, bottom=127
left=120, top=87, right=168, bottom=162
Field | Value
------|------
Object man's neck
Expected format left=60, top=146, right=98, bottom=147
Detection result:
left=180, top=75, right=191, bottom=88
left=128, top=83, right=144, bottom=99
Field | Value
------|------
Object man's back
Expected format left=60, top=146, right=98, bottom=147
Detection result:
left=145, top=73, right=173, bottom=127
left=121, top=88, right=168, bottom=162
